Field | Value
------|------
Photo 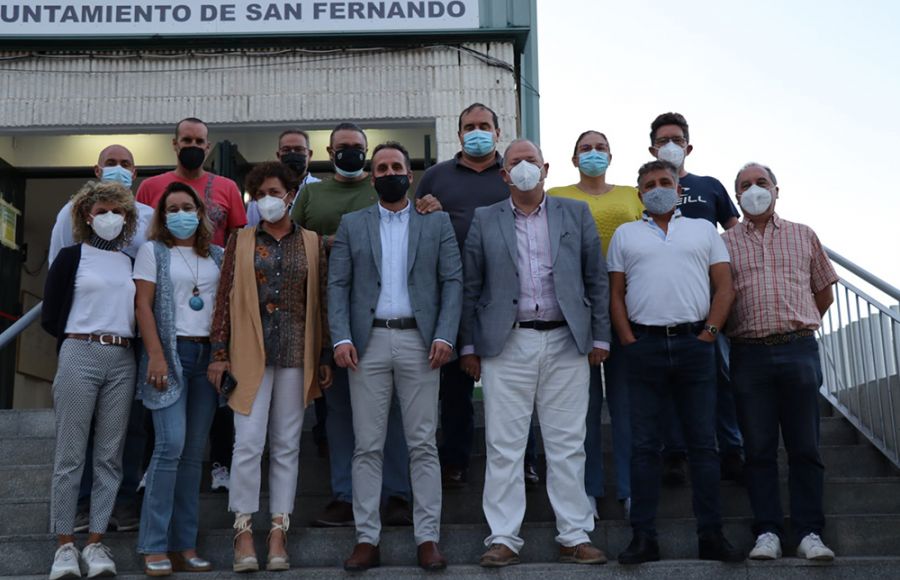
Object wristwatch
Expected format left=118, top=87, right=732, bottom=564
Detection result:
left=704, top=324, right=719, bottom=336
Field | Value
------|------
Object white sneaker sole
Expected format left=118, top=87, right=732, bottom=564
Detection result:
left=49, top=569, right=81, bottom=580
left=749, top=551, right=780, bottom=560
left=86, top=567, right=116, bottom=579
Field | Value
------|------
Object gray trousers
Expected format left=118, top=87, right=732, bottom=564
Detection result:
left=349, top=328, right=441, bottom=545
left=51, top=339, right=136, bottom=534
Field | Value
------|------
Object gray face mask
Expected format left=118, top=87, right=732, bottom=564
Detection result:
left=642, top=187, right=679, bottom=215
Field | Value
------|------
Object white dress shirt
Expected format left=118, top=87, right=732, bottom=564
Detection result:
left=374, top=202, right=414, bottom=319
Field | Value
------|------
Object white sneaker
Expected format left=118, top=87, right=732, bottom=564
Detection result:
left=797, top=533, right=835, bottom=561
left=81, top=542, right=116, bottom=578
left=49, top=542, right=82, bottom=580
left=211, top=463, right=231, bottom=492
left=749, top=532, right=782, bottom=560
left=587, top=496, right=599, bottom=520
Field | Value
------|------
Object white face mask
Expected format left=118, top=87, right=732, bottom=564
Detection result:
left=257, top=194, right=288, bottom=223
left=740, top=184, right=774, bottom=216
left=657, top=141, right=686, bottom=168
left=509, top=160, right=543, bottom=191
left=91, top=212, right=125, bottom=241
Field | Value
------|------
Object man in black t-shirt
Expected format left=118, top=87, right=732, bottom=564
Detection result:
left=649, top=112, right=745, bottom=485
left=416, top=103, right=541, bottom=488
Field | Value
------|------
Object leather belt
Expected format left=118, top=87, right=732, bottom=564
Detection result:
left=731, top=330, right=815, bottom=346
left=373, top=317, right=418, bottom=330
left=177, top=336, right=210, bottom=343
left=66, top=333, right=131, bottom=348
left=513, top=320, right=567, bottom=331
left=630, top=321, right=705, bottom=337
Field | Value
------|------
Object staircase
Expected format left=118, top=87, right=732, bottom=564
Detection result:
left=1, top=396, right=900, bottom=579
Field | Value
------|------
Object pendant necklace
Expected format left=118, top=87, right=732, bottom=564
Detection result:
left=174, top=246, right=204, bottom=311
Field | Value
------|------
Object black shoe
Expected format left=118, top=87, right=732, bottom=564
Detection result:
left=698, top=531, right=744, bottom=562
left=618, top=533, right=660, bottom=565
left=381, top=496, right=413, bottom=526
left=73, top=503, right=90, bottom=533
left=111, top=501, right=141, bottom=532
left=662, top=453, right=688, bottom=487
left=524, top=462, right=540, bottom=486
left=720, top=450, right=745, bottom=484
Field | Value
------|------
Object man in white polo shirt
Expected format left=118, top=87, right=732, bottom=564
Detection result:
left=607, top=160, right=741, bottom=564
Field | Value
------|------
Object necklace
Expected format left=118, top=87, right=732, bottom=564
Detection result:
left=173, top=246, right=204, bottom=311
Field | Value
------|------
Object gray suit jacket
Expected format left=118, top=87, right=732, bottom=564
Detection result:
left=460, top=195, right=611, bottom=358
left=328, top=204, right=463, bottom=360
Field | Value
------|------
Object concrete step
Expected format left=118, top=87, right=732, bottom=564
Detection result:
left=2, top=514, right=899, bottom=576
left=5, top=476, right=900, bottom=536
left=12, top=558, right=900, bottom=580
left=1, top=442, right=890, bottom=500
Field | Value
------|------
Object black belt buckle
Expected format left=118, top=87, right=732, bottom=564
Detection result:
left=665, top=325, right=679, bottom=337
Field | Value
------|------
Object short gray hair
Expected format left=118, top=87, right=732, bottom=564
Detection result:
left=734, top=162, right=777, bottom=192
left=502, top=139, right=544, bottom=168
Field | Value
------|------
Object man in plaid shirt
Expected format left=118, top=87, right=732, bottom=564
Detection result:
left=723, top=162, right=839, bottom=563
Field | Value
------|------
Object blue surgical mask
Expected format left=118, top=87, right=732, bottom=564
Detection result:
left=101, top=165, right=133, bottom=189
left=642, top=187, right=679, bottom=215
left=578, top=150, right=609, bottom=177
left=166, top=210, right=200, bottom=240
left=462, top=130, right=495, bottom=157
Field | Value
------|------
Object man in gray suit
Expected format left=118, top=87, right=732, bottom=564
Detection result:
left=460, top=139, right=611, bottom=567
left=329, top=142, right=463, bottom=572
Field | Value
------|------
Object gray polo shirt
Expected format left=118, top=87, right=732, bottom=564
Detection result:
left=415, top=152, right=509, bottom=251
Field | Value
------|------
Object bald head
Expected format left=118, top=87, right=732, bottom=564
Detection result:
left=94, top=144, right=137, bottom=186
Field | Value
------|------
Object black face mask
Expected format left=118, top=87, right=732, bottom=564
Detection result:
left=374, top=174, right=410, bottom=203
left=334, top=147, right=366, bottom=173
left=280, top=152, right=308, bottom=176
left=178, top=146, right=205, bottom=171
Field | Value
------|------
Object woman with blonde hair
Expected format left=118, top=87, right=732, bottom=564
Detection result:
left=208, top=161, right=333, bottom=572
left=133, top=181, right=223, bottom=576
left=41, top=180, right=139, bottom=579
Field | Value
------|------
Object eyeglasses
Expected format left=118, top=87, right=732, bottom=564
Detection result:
left=653, top=136, right=687, bottom=147
left=279, top=146, right=308, bottom=154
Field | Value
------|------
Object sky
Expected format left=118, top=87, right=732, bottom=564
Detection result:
left=535, top=0, right=900, bottom=298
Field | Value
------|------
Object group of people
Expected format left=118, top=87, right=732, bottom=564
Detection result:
left=39, top=105, right=838, bottom=579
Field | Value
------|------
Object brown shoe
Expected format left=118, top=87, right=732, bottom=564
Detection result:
left=382, top=496, right=413, bottom=526
left=441, top=466, right=467, bottom=489
left=479, top=543, right=520, bottom=567
left=312, top=499, right=354, bottom=527
left=417, top=541, right=448, bottom=571
left=559, top=542, right=608, bottom=564
left=344, top=543, right=380, bottom=571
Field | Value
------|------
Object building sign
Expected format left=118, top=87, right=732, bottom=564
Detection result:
left=0, top=198, right=19, bottom=250
left=0, top=0, right=480, bottom=36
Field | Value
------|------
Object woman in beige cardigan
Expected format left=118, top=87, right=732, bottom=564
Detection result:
left=208, top=161, right=332, bottom=572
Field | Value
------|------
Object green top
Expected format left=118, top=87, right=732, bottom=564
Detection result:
left=290, top=177, right=378, bottom=236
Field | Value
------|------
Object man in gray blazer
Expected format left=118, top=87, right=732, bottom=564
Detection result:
left=460, top=139, right=611, bottom=567
left=329, top=142, right=463, bottom=572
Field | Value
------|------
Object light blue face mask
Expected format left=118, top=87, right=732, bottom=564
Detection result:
left=462, top=129, right=495, bottom=157
left=642, top=187, right=679, bottom=215
left=578, top=150, right=610, bottom=177
left=101, top=165, right=133, bottom=189
left=166, top=210, right=200, bottom=240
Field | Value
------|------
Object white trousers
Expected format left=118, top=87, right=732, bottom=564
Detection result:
left=349, top=328, right=441, bottom=545
left=481, top=327, right=593, bottom=552
left=229, top=367, right=305, bottom=515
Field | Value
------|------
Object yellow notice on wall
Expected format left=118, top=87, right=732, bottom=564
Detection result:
left=0, top=197, right=20, bottom=250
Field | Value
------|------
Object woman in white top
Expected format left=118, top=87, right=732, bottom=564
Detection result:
left=41, top=180, right=139, bottom=580
left=133, top=181, right=223, bottom=576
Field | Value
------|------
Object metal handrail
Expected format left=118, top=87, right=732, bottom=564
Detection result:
left=826, top=247, right=900, bottom=302
left=817, top=257, right=900, bottom=468
left=0, top=302, right=41, bottom=351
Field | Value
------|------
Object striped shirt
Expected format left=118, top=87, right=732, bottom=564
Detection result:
left=512, top=196, right=564, bottom=322
left=722, top=214, right=838, bottom=339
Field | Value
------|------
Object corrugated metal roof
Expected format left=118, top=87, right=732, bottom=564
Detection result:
left=0, top=43, right=519, bottom=161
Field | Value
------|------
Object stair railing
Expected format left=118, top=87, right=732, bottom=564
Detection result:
left=818, top=248, right=900, bottom=469
left=0, top=302, right=41, bottom=351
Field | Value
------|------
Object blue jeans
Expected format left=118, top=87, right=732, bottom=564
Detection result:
left=663, top=332, right=743, bottom=456
left=626, top=329, right=721, bottom=536
left=137, top=341, right=218, bottom=553
left=731, top=336, right=825, bottom=542
left=585, top=334, right=631, bottom=500
left=325, top=367, right=410, bottom=503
